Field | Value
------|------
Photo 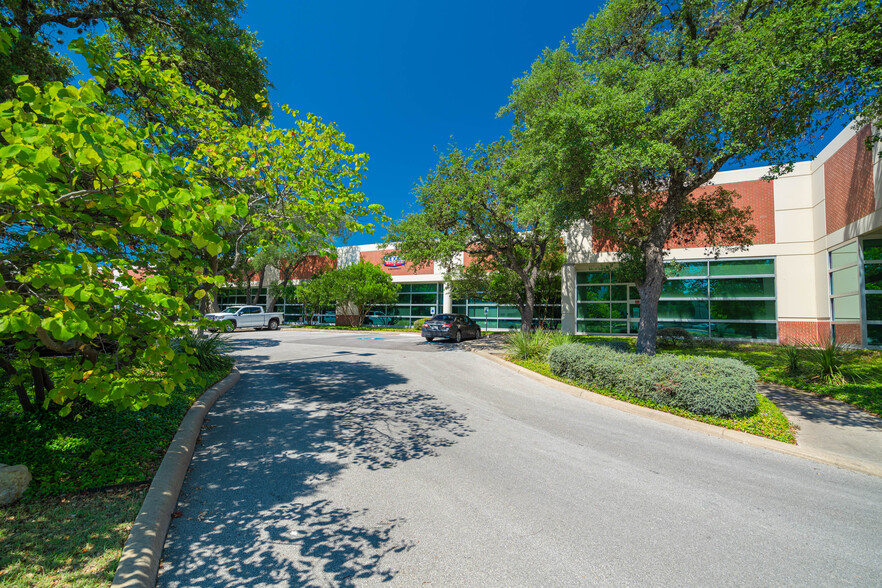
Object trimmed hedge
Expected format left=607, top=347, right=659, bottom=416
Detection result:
left=548, top=343, right=758, bottom=416
left=587, top=339, right=631, bottom=353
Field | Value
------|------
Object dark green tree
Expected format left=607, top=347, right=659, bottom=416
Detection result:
left=503, top=0, right=882, bottom=354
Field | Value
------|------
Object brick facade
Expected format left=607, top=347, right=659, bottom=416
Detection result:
left=288, top=255, right=336, bottom=279
left=360, top=250, right=435, bottom=275
left=778, top=321, right=832, bottom=345
left=824, top=125, right=876, bottom=233
left=832, top=323, right=863, bottom=346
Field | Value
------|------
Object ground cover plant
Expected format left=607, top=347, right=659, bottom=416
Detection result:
left=0, top=484, right=147, bottom=587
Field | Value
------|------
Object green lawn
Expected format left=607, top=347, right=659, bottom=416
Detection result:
left=0, top=485, right=147, bottom=587
left=0, top=365, right=230, bottom=586
left=511, top=357, right=796, bottom=443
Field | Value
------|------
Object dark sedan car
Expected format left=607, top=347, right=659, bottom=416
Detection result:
left=421, top=313, right=481, bottom=342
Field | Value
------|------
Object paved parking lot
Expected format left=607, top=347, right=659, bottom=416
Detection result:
left=158, top=330, right=882, bottom=586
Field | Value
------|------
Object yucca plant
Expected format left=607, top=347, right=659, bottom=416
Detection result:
left=804, top=336, right=850, bottom=384
left=779, top=342, right=803, bottom=375
left=174, top=332, right=234, bottom=372
left=505, top=329, right=549, bottom=361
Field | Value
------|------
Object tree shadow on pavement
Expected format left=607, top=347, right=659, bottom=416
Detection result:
left=158, top=358, right=471, bottom=587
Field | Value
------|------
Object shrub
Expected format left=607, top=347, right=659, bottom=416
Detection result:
left=804, top=337, right=851, bottom=383
left=413, top=318, right=431, bottom=330
left=548, top=343, right=758, bottom=416
left=505, top=329, right=548, bottom=361
left=173, top=332, right=234, bottom=372
left=779, top=342, right=802, bottom=374
left=657, top=327, right=693, bottom=348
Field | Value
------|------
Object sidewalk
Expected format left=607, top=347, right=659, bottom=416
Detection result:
left=464, top=335, right=882, bottom=473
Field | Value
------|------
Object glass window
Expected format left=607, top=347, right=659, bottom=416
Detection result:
left=411, top=306, right=434, bottom=317
left=868, top=324, right=882, bottom=346
left=577, top=285, right=611, bottom=302
left=866, top=294, right=882, bottom=321
left=865, top=264, right=882, bottom=291
left=711, top=322, right=777, bottom=340
left=864, top=239, right=882, bottom=261
left=831, top=266, right=860, bottom=295
left=498, top=306, right=522, bottom=318
left=628, top=286, right=640, bottom=300
left=832, top=295, right=860, bottom=321
left=410, top=283, right=437, bottom=293
left=411, top=292, right=437, bottom=305
left=498, top=319, right=521, bottom=330
left=830, top=241, right=858, bottom=269
left=611, top=285, right=628, bottom=301
left=577, top=321, right=611, bottom=334
left=665, top=261, right=707, bottom=278
left=658, top=300, right=709, bottom=320
left=577, top=272, right=610, bottom=284
left=658, top=321, right=709, bottom=337
left=709, top=277, right=775, bottom=298
left=578, top=303, right=611, bottom=319
left=661, top=279, right=707, bottom=298
left=610, top=321, right=629, bottom=333
left=610, top=303, right=628, bottom=319
left=709, top=259, right=774, bottom=276
left=710, top=300, right=776, bottom=321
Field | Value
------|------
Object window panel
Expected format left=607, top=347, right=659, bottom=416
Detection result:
left=867, top=294, right=882, bottom=321
left=658, top=321, right=709, bottom=337
left=578, top=303, right=611, bottom=319
left=411, top=292, right=437, bottom=305
left=864, top=239, right=882, bottom=261
left=832, top=295, right=860, bottom=321
left=711, top=322, right=777, bottom=340
left=709, top=277, right=775, bottom=298
left=610, top=303, right=628, bottom=319
left=577, top=285, right=611, bottom=302
left=577, top=320, right=611, bottom=334
left=452, top=305, right=467, bottom=315
left=665, top=261, right=707, bottom=278
left=868, top=324, right=882, bottom=346
left=661, top=279, right=707, bottom=298
left=410, top=284, right=437, bottom=293
left=628, top=286, right=640, bottom=300
left=830, top=241, right=858, bottom=269
left=497, top=306, right=522, bottom=318
left=611, top=285, right=628, bottom=301
left=498, top=319, right=521, bottom=330
left=709, top=258, right=774, bottom=276
left=577, top=272, right=610, bottom=284
left=411, top=306, right=434, bottom=317
left=865, top=264, right=882, bottom=291
left=658, top=300, right=709, bottom=320
left=831, top=266, right=860, bottom=295
left=610, top=321, right=629, bottom=334
left=710, top=300, right=776, bottom=321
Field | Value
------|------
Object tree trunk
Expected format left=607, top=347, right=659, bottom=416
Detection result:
left=519, top=277, right=537, bottom=333
left=0, top=357, right=33, bottom=413
left=30, top=365, right=50, bottom=408
left=635, top=245, right=666, bottom=355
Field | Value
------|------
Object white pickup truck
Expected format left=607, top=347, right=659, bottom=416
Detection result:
left=205, top=305, right=284, bottom=332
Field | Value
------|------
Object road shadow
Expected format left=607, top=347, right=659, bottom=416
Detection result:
left=159, top=356, right=471, bottom=586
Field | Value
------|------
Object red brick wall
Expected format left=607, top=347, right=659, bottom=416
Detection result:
left=825, top=125, right=875, bottom=233
left=832, top=323, right=863, bottom=345
left=287, top=255, right=336, bottom=279
left=778, top=321, right=832, bottom=345
left=592, top=180, right=775, bottom=253
left=360, top=250, right=434, bottom=275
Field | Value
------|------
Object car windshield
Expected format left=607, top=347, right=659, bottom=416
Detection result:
left=221, top=307, right=242, bottom=313
left=431, top=314, right=456, bottom=321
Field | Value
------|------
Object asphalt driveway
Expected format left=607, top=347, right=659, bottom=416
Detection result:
left=157, top=330, right=882, bottom=586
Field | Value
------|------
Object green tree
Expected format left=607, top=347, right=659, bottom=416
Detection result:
left=503, top=0, right=882, bottom=354
left=386, top=140, right=567, bottom=332
left=0, top=0, right=270, bottom=119
left=0, top=37, right=381, bottom=413
left=296, top=262, right=400, bottom=327
left=294, top=271, right=338, bottom=325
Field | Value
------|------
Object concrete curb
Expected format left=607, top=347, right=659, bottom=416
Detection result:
left=111, top=368, right=241, bottom=588
left=473, top=350, right=882, bottom=479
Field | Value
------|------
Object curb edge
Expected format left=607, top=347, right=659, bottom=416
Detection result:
left=111, top=367, right=241, bottom=588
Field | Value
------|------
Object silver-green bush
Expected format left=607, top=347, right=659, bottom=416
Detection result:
left=548, top=344, right=758, bottom=417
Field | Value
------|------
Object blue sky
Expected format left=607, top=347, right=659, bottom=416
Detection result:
left=239, top=1, right=603, bottom=245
